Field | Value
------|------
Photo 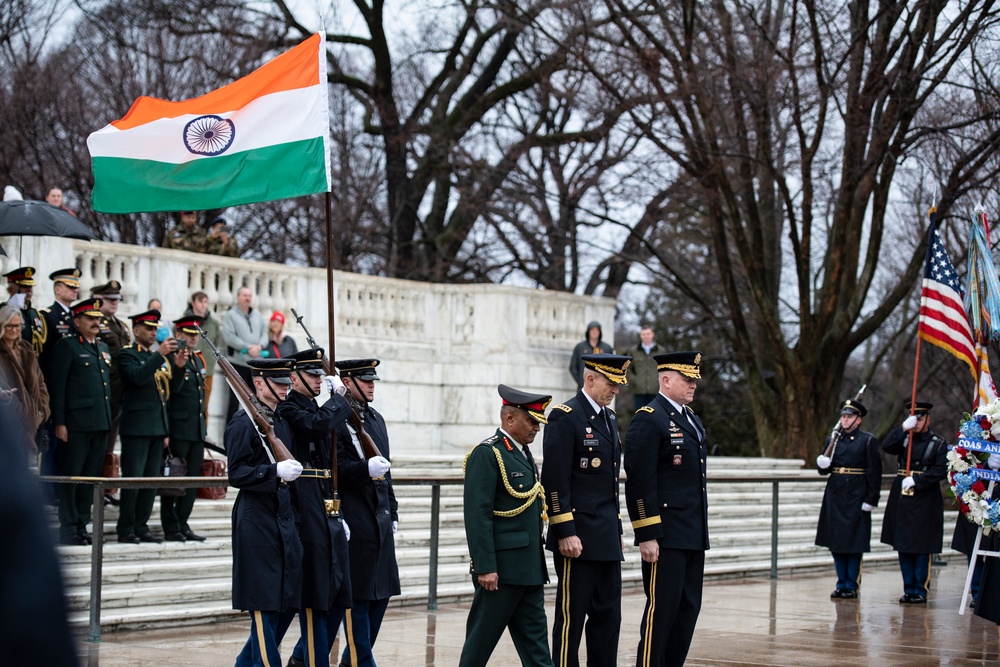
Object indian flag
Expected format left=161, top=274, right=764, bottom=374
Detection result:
left=88, top=33, right=330, bottom=214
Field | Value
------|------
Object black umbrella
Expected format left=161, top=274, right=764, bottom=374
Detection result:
left=0, top=200, right=96, bottom=240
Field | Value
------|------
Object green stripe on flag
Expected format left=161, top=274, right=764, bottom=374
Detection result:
left=91, top=137, right=328, bottom=213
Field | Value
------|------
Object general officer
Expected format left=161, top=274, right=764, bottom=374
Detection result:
left=880, top=400, right=948, bottom=604
left=814, top=399, right=882, bottom=599
left=275, top=347, right=354, bottom=667
left=2, top=266, right=44, bottom=354
left=48, top=298, right=112, bottom=545
left=334, top=358, right=399, bottom=667
left=116, top=309, right=176, bottom=544
left=39, top=268, right=80, bottom=372
left=541, top=353, right=630, bottom=667
left=92, top=280, right=131, bottom=457
left=624, top=351, right=709, bottom=667
left=229, top=358, right=304, bottom=667
left=459, top=385, right=554, bottom=667
left=160, top=314, right=208, bottom=542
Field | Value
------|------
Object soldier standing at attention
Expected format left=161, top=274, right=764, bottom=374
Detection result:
left=39, top=268, right=80, bottom=372
left=229, top=358, right=303, bottom=667
left=459, top=385, right=554, bottom=667
left=542, top=353, right=631, bottom=667
left=161, top=315, right=209, bottom=542
left=624, top=351, right=709, bottom=667
left=162, top=210, right=208, bottom=252
left=115, top=309, right=175, bottom=544
left=2, top=266, right=44, bottom=355
left=881, top=400, right=949, bottom=604
left=334, top=358, right=399, bottom=667
left=48, top=298, right=112, bottom=545
left=814, top=399, right=882, bottom=599
left=92, top=281, right=130, bottom=454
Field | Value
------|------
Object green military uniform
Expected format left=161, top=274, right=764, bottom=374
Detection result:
left=115, top=310, right=172, bottom=543
left=459, top=385, right=554, bottom=667
left=92, top=280, right=132, bottom=455
left=162, top=223, right=208, bottom=253
left=161, top=315, right=209, bottom=541
left=48, top=299, right=112, bottom=544
left=2, top=266, right=45, bottom=355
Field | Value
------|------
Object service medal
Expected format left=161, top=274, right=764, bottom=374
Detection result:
left=591, top=458, right=601, bottom=468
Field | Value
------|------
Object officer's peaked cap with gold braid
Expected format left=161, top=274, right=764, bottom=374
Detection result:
left=655, top=351, right=703, bottom=380
left=499, top=384, right=552, bottom=424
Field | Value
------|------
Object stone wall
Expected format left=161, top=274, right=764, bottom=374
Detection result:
left=0, top=236, right=616, bottom=452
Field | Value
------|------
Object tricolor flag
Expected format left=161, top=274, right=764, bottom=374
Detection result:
left=918, top=208, right=977, bottom=381
left=87, top=33, right=330, bottom=213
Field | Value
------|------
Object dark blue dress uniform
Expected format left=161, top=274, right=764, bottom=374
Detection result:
left=815, top=399, right=881, bottom=597
left=334, top=358, right=400, bottom=667
left=39, top=268, right=82, bottom=375
left=228, top=359, right=302, bottom=667
left=274, top=348, right=354, bottom=667
left=541, top=354, right=629, bottom=667
left=880, top=401, right=948, bottom=603
left=48, top=299, right=112, bottom=544
left=459, top=384, right=553, bottom=667
left=624, top=352, right=709, bottom=667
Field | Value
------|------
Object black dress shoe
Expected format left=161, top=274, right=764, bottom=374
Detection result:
left=910, top=594, right=927, bottom=604
left=138, top=532, right=164, bottom=543
left=830, top=589, right=844, bottom=599
left=81, top=533, right=93, bottom=545
left=286, top=656, right=305, bottom=667
left=60, top=535, right=88, bottom=546
left=182, top=530, right=206, bottom=542
left=104, top=493, right=120, bottom=506
left=840, top=590, right=858, bottom=599
left=118, top=533, right=141, bottom=544
left=164, top=532, right=187, bottom=542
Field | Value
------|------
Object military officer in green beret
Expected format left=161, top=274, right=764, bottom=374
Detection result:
left=2, top=266, right=44, bottom=355
left=92, top=280, right=131, bottom=458
left=459, top=384, right=554, bottom=667
left=48, top=298, right=112, bottom=545
left=160, top=314, right=208, bottom=542
left=116, top=309, right=177, bottom=544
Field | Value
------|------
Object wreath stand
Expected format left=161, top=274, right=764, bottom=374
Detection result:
left=959, top=477, right=1000, bottom=614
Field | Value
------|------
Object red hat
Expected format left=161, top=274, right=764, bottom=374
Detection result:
left=173, top=315, right=205, bottom=335
left=129, top=309, right=161, bottom=328
left=271, top=311, right=285, bottom=323
left=71, top=298, right=103, bottom=318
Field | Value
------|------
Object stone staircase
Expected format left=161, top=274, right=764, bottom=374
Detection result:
left=56, top=455, right=908, bottom=632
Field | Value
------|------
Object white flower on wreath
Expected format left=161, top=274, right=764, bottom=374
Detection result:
left=948, top=449, right=971, bottom=473
left=980, top=399, right=1000, bottom=434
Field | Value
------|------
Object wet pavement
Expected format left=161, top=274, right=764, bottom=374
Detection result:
left=80, top=559, right=999, bottom=666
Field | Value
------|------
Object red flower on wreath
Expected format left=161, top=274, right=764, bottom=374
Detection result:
left=956, top=446, right=970, bottom=457
left=960, top=502, right=970, bottom=515
left=972, top=480, right=988, bottom=495
left=980, top=416, right=992, bottom=429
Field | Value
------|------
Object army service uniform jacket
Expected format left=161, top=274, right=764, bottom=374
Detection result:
left=880, top=427, right=948, bottom=554
left=624, top=394, right=710, bottom=551
left=116, top=344, right=170, bottom=438
left=541, top=391, right=623, bottom=561
left=815, top=428, right=882, bottom=553
left=39, top=302, right=76, bottom=376
left=97, top=315, right=131, bottom=413
left=463, top=430, right=549, bottom=585
left=48, top=335, right=112, bottom=432
left=166, top=350, right=207, bottom=442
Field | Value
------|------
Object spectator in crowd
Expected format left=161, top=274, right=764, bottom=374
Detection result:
left=147, top=298, right=171, bottom=348
left=162, top=210, right=208, bottom=253
left=569, top=321, right=612, bottom=389
left=0, top=305, right=49, bottom=458
left=45, top=187, right=76, bottom=217
left=266, top=311, right=298, bottom=359
left=205, top=217, right=240, bottom=257
left=621, top=325, right=663, bottom=409
left=221, top=286, right=267, bottom=422
left=185, top=292, right=221, bottom=424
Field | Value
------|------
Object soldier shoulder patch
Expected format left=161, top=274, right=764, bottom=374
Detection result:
left=637, top=405, right=655, bottom=414
left=553, top=404, right=572, bottom=413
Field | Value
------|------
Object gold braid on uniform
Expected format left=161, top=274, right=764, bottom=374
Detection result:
left=154, top=362, right=173, bottom=401
left=31, top=321, right=45, bottom=356
left=463, top=446, right=547, bottom=520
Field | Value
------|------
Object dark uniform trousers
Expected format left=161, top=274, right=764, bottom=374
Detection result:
left=898, top=553, right=933, bottom=597
left=56, top=431, right=106, bottom=540
left=343, top=599, right=391, bottom=667
left=832, top=553, right=863, bottom=592
left=639, top=549, right=704, bottom=667
left=234, top=610, right=282, bottom=667
left=459, top=581, right=552, bottom=667
left=551, top=555, right=621, bottom=667
left=160, top=438, right=204, bottom=534
left=117, top=435, right=164, bottom=537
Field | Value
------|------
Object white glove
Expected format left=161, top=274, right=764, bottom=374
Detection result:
left=343, top=520, right=351, bottom=541
left=861, top=502, right=875, bottom=512
left=368, top=456, right=391, bottom=478
left=989, top=453, right=1000, bottom=470
left=7, top=293, right=25, bottom=310
left=902, top=476, right=916, bottom=491
left=276, top=460, right=303, bottom=482
left=816, top=454, right=832, bottom=469
left=323, top=375, right=347, bottom=396
left=392, top=520, right=398, bottom=534
left=902, top=415, right=918, bottom=431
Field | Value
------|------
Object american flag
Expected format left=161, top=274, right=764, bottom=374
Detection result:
left=918, top=211, right=977, bottom=380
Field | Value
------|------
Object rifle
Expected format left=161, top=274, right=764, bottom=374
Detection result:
left=823, top=384, right=867, bottom=459
left=290, top=308, right=383, bottom=460
left=195, top=324, right=294, bottom=463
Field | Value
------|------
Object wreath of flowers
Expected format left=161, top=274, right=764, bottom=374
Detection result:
left=951, top=404, right=1000, bottom=534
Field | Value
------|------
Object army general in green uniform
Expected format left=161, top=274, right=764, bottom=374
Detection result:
left=459, top=385, right=554, bottom=667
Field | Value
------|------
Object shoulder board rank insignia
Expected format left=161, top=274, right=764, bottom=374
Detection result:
left=553, top=404, right=572, bottom=413
left=637, top=406, right=655, bottom=414
left=607, top=408, right=617, bottom=416
left=40, top=308, right=50, bottom=315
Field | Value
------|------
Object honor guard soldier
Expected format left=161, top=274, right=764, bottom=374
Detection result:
left=880, top=400, right=948, bottom=604
left=115, top=309, right=176, bottom=544
left=459, top=385, right=554, bottom=667
left=624, top=351, right=709, bottom=667
left=541, top=353, right=630, bottom=667
left=48, top=298, right=112, bottom=545
left=229, top=358, right=303, bottom=667
left=2, top=266, right=44, bottom=354
left=334, top=358, right=400, bottom=667
left=39, top=268, right=81, bottom=371
left=814, top=399, right=882, bottom=599
left=92, top=280, right=131, bottom=458
left=274, top=348, right=354, bottom=667
left=160, top=315, right=208, bottom=542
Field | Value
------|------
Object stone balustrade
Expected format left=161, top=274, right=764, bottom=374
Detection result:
left=0, top=235, right=615, bottom=453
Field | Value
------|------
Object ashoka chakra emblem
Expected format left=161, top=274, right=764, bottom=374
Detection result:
left=183, top=115, right=235, bottom=156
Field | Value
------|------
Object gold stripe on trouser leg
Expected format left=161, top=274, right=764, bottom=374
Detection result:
left=558, top=557, right=572, bottom=667
left=923, top=554, right=932, bottom=593
left=254, top=610, right=272, bottom=667
left=858, top=558, right=863, bottom=587
left=305, top=608, right=315, bottom=666
left=345, top=608, right=359, bottom=666
left=642, top=561, right=657, bottom=667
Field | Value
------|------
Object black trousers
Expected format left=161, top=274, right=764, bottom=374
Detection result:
left=636, top=548, right=704, bottom=667
left=551, top=554, right=621, bottom=667
left=117, top=435, right=164, bottom=537
left=160, top=438, right=204, bottom=533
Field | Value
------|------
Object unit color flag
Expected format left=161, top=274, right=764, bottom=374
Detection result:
left=87, top=33, right=330, bottom=213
